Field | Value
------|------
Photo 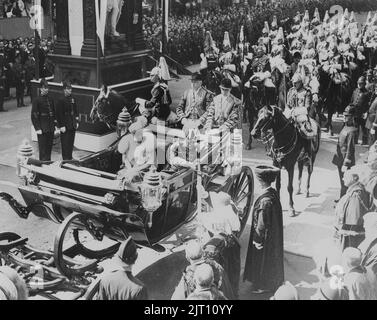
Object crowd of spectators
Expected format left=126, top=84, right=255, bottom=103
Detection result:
left=2, top=0, right=31, bottom=18
left=143, top=0, right=377, bottom=65
left=0, top=35, right=54, bottom=110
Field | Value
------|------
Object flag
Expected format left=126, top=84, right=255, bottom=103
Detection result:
left=95, top=0, right=108, bottom=55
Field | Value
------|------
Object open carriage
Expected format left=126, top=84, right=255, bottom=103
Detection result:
left=0, top=124, right=254, bottom=298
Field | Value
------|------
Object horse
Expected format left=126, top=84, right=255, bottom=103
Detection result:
left=251, top=105, right=321, bottom=217
left=318, top=68, right=352, bottom=135
left=90, top=89, right=141, bottom=130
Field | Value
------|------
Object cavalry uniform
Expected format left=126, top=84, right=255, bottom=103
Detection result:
left=56, top=91, right=79, bottom=160
left=286, top=85, right=312, bottom=111
left=144, top=81, right=172, bottom=123
left=204, top=93, right=241, bottom=132
left=31, top=89, right=56, bottom=161
left=176, top=86, right=213, bottom=127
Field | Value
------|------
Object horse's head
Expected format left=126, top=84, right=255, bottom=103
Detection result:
left=90, top=93, right=109, bottom=124
left=251, top=105, right=277, bottom=139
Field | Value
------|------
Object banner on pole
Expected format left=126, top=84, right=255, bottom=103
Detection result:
left=95, top=0, right=108, bottom=55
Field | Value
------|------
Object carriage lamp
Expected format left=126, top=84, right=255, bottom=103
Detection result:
left=230, top=129, right=243, bottom=176
left=141, top=166, right=165, bottom=229
left=17, top=140, right=34, bottom=179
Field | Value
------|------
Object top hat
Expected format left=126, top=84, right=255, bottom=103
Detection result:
left=190, top=72, right=202, bottom=82
left=219, top=78, right=232, bottom=89
left=117, top=237, right=138, bottom=263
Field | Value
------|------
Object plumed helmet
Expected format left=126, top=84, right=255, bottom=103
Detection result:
left=311, top=8, right=321, bottom=26
left=239, top=25, right=245, bottom=43
left=323, top=10, right=330, bottom=25
left=349, top=11, right=356, bottom=23
left=271, top=15, right=278, bottom=29
left=223, top=31, right=231, bottom=49
left=263, top=21, right=270, bottom=34
left=159, top=57, right=171, bottom=81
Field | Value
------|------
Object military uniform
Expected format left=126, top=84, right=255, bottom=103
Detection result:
left=286, top=86, right=312, bottom=111
left=204, top=94, right=241, bottom=132
left=13, top=61, right=25, bottom=108
left=31, top=94, right=56, bottom=161
left=350, top=87, right=371, bottom=145
left=334, top=125, right=358, bottom=197
left=176, top=86, right=213, bottom=126
left=144, top=81, right=172, bottom=122
left=55, top=94, right=79, bottom=160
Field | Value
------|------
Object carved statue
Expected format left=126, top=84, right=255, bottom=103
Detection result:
left=106, top=0, right=124, bottom=37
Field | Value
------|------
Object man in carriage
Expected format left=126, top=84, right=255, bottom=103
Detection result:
left=203, top=78, right=241, bottom=133
left=175, top=72, right=214, bottom=130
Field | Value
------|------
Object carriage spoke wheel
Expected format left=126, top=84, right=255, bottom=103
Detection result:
left=54, top=212, right=116, bottom=278
left=229, top=167, right=254, bottom=237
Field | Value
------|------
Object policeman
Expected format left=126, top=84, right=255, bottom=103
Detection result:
left=176, top=72, right=213, bottom=129
left=13, top=52, right=25, bottom=108
left=350, top=76, right=371, bottom=145
left=333, top=105, right=358, bottom=199
left=31, top=78, right=56, bottom=161
left=95, top=237, right=148, bottom=300
left=55, top=81, right=79, bottom=160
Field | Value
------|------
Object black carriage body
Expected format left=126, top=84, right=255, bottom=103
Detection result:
left=15, top=129, right=201, bottom=247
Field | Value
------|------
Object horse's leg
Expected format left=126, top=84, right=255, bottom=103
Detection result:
left=297, top=160, right=303, bottom=195
left=287, top=166, right=296, bottom=217
left=246, top=110, right=254, bottom=150
left=306, top=160, right=313, bottom=198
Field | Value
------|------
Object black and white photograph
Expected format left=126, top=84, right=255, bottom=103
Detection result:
left=1, top=0, right=377, bottom=305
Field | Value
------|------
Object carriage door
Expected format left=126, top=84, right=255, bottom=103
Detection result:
left=162, top=170, right=196, bottom=235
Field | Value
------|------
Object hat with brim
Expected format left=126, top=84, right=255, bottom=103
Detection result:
left=255, top=165, right=280, bottom=183
left=219, top=78, right=232, bottom=89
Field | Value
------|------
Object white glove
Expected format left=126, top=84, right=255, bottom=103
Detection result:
left=341, top=165, right=348, bottom=173
left=60, top=127, right=66, bottom=134
left=181, top=118, right=188, bottom=125
left=371, top=128, right=375, bottom=135
left=36, top=130, right=42, bottom=135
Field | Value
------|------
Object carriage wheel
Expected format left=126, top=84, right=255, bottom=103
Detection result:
left=54, top=212, right=116, bottom=278
left=229, top=166, right=254, bottom=237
